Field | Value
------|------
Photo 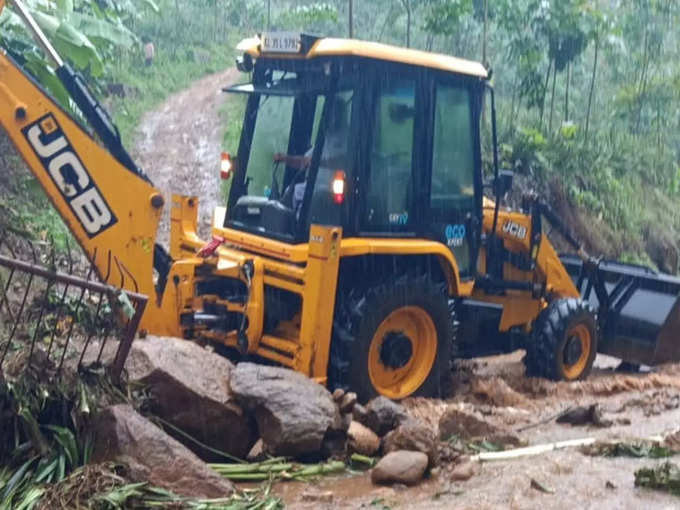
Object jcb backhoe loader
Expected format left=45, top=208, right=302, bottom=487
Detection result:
left=2, top=1, right=679, bottom=402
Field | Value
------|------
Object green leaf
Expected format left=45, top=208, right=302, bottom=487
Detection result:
left=137, top=0, right=159, bottom=14
left=55, top=0, right=74, bottom=14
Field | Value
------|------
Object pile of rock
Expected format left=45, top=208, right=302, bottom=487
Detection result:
left=89, top=336, right=523, bottom=495
left=90, top=336, right=356, bottom=497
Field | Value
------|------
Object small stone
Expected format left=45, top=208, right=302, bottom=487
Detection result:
left=339, top=392, right=358, bottom=414
left=371, top=451, right=428, bottom=486
left=247, top=439, right=266, bottom=462
left=332, top=388, right=345, bottom=402
left=301, top=490, right=334, bottom=503
left=383, top=420, right=438, bottom=467
left=363, top=397, right=408, bottom=436
left=353, top=403, right=369, bottom=423
left=450, top=461, right=476, bottom=482
left=348, top=421, right=380, bottom=456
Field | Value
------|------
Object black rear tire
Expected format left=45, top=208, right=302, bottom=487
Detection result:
left=524, top=298, right=598, bottom=381
left=329, top=274, right=455, bottom=403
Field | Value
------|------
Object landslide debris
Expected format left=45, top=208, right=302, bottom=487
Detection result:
left=229, top=362, right=345, bottom=459
left=125, top=335, right=254, bottom=460
left=91, top=403, right=235, bottom=498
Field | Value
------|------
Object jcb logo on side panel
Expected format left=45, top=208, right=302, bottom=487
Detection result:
left=22, top=114, right=117, bottom=238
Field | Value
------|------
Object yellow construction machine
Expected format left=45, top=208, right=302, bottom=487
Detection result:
left=2, top=2, right=680, bottom=401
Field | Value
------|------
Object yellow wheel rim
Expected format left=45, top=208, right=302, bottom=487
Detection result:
left=561, top=324, right=592, bottom=380
left=367, top=306, right=438, bottom=399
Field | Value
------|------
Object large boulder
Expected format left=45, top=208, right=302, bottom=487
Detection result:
left=355, top=397, right=408, bottom=437
left=371, top=451, right=429, bottom=486
left=91, top=404, right=234, bottom=499
left=229, top=363, right=343, bottom=458
left=125, top=336, right=254, bottom=460
left=383, top=420, right=438, bottom=467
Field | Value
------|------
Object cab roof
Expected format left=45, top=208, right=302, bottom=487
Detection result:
left=237, top=36, right=489, bottom=80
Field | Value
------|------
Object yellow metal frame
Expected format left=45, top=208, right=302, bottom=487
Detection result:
left=237, top=36, right=488, bottom=79
left=476, top=200, right=580, bottom=332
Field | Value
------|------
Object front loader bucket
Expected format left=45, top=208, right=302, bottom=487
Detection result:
left=560, top=255, right=680, bottom=366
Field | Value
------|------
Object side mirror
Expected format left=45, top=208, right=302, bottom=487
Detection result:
left=496, top=170, right=514, bottom=197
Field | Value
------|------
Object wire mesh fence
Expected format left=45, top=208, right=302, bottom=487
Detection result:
left=0, top=231, right=147, bottom=381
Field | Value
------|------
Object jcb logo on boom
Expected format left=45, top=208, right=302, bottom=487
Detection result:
left=22, top=115, right=117, bottom=238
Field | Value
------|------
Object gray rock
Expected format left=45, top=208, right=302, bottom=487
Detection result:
left=358, top=397, right=408, bottom=436
left=383, top=420, right=438, bottom=467
left=125, top=336, right=254, bottom=460
left=348, top=421, right=380, bottom=456
left=371, top=451, right=429, bottom=486
left=339, top=392, right=358, bottom=414
left=229, top=363, right=342, bottom=458
left=91, top=404, right=234, bottom=498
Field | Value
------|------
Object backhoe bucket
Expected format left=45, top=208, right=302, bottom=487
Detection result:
left=560, top=255, right=680, bottom=366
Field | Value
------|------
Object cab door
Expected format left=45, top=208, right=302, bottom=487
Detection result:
left=426, top=78, right=483, bottom=279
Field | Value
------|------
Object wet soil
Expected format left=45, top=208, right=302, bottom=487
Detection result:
left=132, top=68, right=240, bottom=246
left=279, top=353, right=680, bottom=509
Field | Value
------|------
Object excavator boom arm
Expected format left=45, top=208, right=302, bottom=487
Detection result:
left=0, top=36, right=162, bottom=299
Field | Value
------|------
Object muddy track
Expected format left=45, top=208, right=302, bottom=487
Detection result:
left=132, top=68, right=240, bottom=246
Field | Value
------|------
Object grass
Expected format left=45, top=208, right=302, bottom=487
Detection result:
left=219, top=89, right=247, bottom=201
left=110, top=38, right=239, bottom=146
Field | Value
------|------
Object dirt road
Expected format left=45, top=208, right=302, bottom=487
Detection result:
left=133, top=68, right=240, bottom=246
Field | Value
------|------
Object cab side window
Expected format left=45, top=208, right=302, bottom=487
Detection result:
left=431, top=85, right=475, bottom=219
left=363, top=77, right=416, bottom=231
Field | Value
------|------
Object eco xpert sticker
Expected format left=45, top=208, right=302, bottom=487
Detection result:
left=445, top=224, right=466, bottom=248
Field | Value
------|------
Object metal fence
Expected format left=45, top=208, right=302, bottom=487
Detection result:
left=0, top=233, right=147, bottom=381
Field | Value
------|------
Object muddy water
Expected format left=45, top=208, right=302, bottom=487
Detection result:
left=132, top=68, right=240, bottom=246
left=279, top=352, right=680, bottom=509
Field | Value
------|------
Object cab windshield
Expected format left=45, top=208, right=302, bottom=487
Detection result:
left=226, top=69, right=353, bottom=241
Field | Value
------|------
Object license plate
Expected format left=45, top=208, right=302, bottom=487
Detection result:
left=261, top=32, right=302, bottom=53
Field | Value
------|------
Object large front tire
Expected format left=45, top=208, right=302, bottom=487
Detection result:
left=525, top=298, right=598, bottom=381
left=329, top=275, right=454, bottom=402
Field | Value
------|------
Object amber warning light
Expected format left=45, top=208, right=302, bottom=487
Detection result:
left=332, top=171, right=346, bottom=205
left=220, top=152, right=232, bottom=180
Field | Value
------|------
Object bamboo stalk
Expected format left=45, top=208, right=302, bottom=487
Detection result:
left=471, top=437, right=597, bottom=462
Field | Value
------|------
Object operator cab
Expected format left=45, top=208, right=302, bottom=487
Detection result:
left=225, top=34, right=488, bottom=278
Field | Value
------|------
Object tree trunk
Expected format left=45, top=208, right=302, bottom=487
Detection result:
left=267, top=0, right=271, bottom=30
left=349, top=0, right=354, bottom=38
left=407, top=7, right=411, bottom=47
left=584, top=37, right=599, bottom=144
left=564, top=61, right=571, bottom=123
left=549, top=64, right=557, bottom=133
left=482, top=0, right=488, bottom=63
left=540, top=59, right=553, bottom=127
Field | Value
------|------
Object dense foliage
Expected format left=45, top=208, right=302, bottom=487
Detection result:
left=1, top=0, right=679, bottom=267
left=239, top=0, right=680, bottom=269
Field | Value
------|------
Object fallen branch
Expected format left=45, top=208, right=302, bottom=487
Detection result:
left=471, top=437, right=597, bottom=462
left=514, top=406, right=573, bottom=433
